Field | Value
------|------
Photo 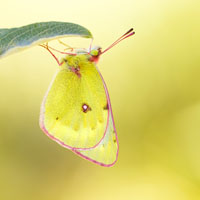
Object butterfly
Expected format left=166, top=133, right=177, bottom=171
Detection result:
left=39, top=28, right=135, bottom=167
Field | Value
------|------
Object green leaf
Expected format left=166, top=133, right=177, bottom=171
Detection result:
left=0, top=21, right=93, bottom=58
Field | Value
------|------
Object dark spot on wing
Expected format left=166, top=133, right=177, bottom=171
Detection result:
left=56, top=117, right=59, bottom=120
left=113, top=131, right=117, bottom=143
left=103, top=103, right=109, bottom=110
left=73, top=126, right=79, bottom=131
left=82, top=103, right=92, bottom=113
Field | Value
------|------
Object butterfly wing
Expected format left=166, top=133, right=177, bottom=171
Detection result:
left=40, top=58, right=109, bottom=149
left=73, top=74, right=119, bottom=167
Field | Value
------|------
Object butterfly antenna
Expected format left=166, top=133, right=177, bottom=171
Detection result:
left=101, top=28, right=135, bottom=55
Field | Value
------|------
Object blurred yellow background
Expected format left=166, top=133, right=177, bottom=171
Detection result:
left=0, top=0, right=200, bottom=199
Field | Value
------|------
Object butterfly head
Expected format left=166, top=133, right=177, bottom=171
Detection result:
left=89, top=46, right=102, bottom=63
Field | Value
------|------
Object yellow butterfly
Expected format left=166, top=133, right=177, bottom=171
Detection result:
left=39, top=28, right=135, bottom=167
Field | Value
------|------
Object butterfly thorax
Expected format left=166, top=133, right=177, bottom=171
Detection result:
left=64, top=54, right=89, bottom=68
left=60, top=47, right=102, bottom=76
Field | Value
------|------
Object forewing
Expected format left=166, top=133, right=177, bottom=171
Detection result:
left=40, top=62, right=108, bottom=149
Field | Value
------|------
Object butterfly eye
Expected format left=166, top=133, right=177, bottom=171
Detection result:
left=90, top=49, right=99, bottom=57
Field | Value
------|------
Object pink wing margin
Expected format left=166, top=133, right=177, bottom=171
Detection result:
left=73, top=69, right=119, bottom=167
left=39, top=70, right=110, bottom=151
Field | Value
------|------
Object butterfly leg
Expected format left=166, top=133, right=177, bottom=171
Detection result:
left=39, top=43, right=63, bottom=66
left=58, top=39, right=75, bottom=52
left=89, top=38, right=94, bottom=53
left=58, top=40, right=88, bottom=53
